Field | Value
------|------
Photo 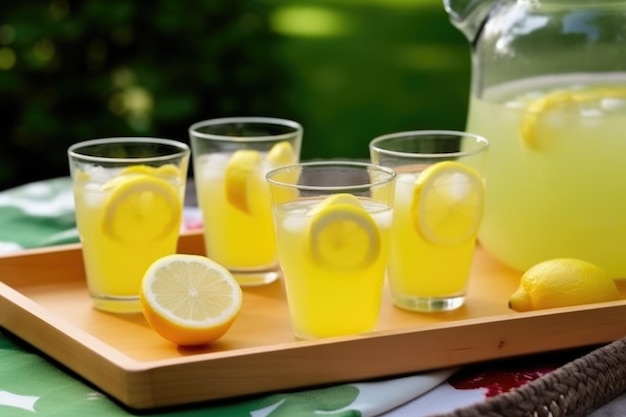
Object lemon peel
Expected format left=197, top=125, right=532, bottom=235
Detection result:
left=509, top=258, right=620, bottom=312
left=308, top=195, right=381, bottom=271
left=411, top=161, right=484, bottom=246
left=224, top=149, right=262, bottom=213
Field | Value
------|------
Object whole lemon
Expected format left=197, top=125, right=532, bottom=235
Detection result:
left=509, top=258, right=620, bottom=312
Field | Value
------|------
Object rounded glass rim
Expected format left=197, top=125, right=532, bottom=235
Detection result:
left=369, top=129, right=489, bottom=159
left=266, top=160, right=396, bottom=192
left=67, top=137, right=190, bottom=164
left=188, top=116, right=303, bottom=143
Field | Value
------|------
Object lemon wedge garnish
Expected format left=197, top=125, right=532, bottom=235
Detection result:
left=267, top=141, right=296, bottom=166
left=521, top=86, right=626, bottom=149
left=155, top=164, right=182, bottom=179
left=509, top=258, right=620, bottom=312
left=411, top=161, right=484, bottom=246
left=308, top=194, right=381, bottom=270
left=307, top=193, right=362, bottom=216
left=224, top=149, right=262, bottom=213
left=120, top=165, right=157, bottom=176
left=120, top=164, right=182, bottom=180
left=102, top=174, right=181, bottom=243
left=140, top=254, right=243, bottom=346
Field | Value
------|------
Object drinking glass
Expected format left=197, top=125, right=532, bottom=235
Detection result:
left=267, top=161, right=396, bottom=339
left=369, top=130, right=489, bottom=312
left=68, top=137, right=190, bottom=313
left=189, top=117, right=302, bottom=286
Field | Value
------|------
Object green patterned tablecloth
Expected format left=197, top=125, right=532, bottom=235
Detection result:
left=0, top=177, right=454, bottom=417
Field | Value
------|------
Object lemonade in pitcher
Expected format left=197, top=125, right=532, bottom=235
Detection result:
left=467, top=74, right=626, bottom=276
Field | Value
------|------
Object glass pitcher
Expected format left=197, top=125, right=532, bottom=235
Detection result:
left=444, top=0, right=626, bottom=277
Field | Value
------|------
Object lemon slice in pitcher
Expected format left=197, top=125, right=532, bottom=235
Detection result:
left=521, top=86, right=626, bottom=149
left=102, top=174, right=181, bottom=243
left=411, top=161, right=484, bottom=246
left=308, top=194, right=381, bottom=270
left=224, top=149, right=262, bottom=214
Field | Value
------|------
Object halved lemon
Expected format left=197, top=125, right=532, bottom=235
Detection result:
left=411, top=161, right=484, bottom=246
left=102, top=174, right=181, bottom=243
left=308, top=194, right=381, bottom=270
left=267, top=141, right=296, bottom=166
left=140, top=254, right=243, bottom=346
left=224, top=149, right=262, bottom=213
left=521, top=86, right=626, bottom=149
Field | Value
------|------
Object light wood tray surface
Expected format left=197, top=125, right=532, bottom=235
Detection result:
left=1, top=230, right=626, bottom=410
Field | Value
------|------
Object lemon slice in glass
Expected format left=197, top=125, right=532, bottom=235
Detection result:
left=308, top=194, right=381, bottom=270
left=224, top=149, right=262, bottom=213
left=120, top=165, right=157, bottom=176
left=140, top=254, right=243, bottom=346
left=267, top=141, right=296, bottom=166
left=102, top=174, right=181, bottom=243
left=411, top=161, right=484, bottom=246
left=307, top=193, right=362, bottom=216
left=521, top=86, right=626, bottom=149
left=120, top=164, right=182, bottom=180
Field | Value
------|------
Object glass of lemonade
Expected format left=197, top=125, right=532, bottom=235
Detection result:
left=369, top=131, right=489, bottom=312
left=68, top=137, right=190, bottom=313
left=267, top=161, right=396, bottom=339
left=189, top=117, right=302, bottom=286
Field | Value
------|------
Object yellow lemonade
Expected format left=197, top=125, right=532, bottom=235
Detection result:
left=194, top=151, right=279, bottom=283
left=273, top=197, right=392, bottom=339
left=73, top=165, right=185, bottom=313
left=466, top=74, right=626, bottom=276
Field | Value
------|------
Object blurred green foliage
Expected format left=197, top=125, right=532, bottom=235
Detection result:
left=267, top=0, right=470, bottom=160
left=0, top=0, right=295, bottom=189
left=0, top=0, right=470, bottom=190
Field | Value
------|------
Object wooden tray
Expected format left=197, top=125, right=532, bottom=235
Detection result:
left=1, top=230, right=626, bottom=410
